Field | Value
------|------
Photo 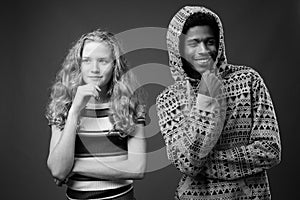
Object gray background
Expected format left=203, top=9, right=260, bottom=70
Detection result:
left=4, top=0, right=300, bottom=199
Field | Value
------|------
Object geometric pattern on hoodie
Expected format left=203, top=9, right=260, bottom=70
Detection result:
left=156, top=6, right=281, bottom=200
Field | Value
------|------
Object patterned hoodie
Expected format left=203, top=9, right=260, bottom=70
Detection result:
left=156, top=6, right=281, bottom=200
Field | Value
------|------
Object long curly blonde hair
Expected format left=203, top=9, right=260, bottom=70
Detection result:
left=46, top=29, right=144, bottom=135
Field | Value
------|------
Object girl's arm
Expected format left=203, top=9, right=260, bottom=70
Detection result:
left=72, top=123, right=146, bottom=180
left=47, top=84, right=101, bottom=181
left=47, top=110, right=79, bottom=181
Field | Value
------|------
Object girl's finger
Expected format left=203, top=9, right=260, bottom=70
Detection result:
left=95, top=85, right=101, bottom=93
left=92, top=88, right=99, bottom=97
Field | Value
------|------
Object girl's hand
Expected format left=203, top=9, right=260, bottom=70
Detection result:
left=69, top=84, right=101, bottom=114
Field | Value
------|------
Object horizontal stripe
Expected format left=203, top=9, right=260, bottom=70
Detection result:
left=101, top=187, right=133, bottom=200
left=80, top=117, right=113, bottom=132
left=68, top=175, right=132, bottom=187
left=66, top=187, right=134, bottom=200
left=76, top=151, right=127, bottom=158
left=85, top=102, right=110, bottom=110
left=66, top=183, right=133, bottom=199
left=69, top=173, right=106, bottom=182
left=136, top=120, right=146, bottom=125
left=81, top=108, right=111, bottom=118
left=74, top=155, right=128, bottom=165
left=77, top=130, right=120, bottom=136
left=75, top=134, right=128, bottom=157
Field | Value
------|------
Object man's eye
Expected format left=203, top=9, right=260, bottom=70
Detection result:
left=207, top=40, right=216, bottom=46
left=188, top=42, right=197, bottom=47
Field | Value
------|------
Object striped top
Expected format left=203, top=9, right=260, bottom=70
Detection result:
left=66, top=102, right=145, bottom=198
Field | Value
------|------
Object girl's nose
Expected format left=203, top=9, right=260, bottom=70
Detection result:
left=91, top=60, right=100, bottom=73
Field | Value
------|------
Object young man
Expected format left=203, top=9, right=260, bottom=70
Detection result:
left=156, top=6, right=281, bottom=200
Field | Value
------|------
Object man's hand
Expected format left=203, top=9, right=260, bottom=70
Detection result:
left=198, top=70, right=222, bottom=98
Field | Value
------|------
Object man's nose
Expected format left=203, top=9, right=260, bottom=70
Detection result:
left=196, top=42, right=209, bottom=54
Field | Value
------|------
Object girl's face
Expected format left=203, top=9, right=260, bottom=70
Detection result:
left=81, top=41, right=114, bottom=88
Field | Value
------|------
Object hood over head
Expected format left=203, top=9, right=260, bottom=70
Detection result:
left=166, top=6, right=227, bottom=82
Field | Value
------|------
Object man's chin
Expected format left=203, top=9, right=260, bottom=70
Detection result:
left=193, top=64, right=211, bottom=74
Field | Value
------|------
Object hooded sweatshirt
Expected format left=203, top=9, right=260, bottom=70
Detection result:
left=156, top=6, right=281, bottom=200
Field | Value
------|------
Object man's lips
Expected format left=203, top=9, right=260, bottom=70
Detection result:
left=194, top=57, right=212, bottom=64
left=194, top=56, right=211, bottom=60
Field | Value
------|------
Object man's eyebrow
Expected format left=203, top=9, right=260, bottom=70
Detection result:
left=186, top=38, right=199, bottom=43
left=81, top=55, right=110, bottom=59
left=206, top=36, right=217, bottom=40
left=186, top=36, right=216, bottom=42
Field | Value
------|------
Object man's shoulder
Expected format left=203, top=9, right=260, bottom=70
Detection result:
left=225, top=64, right=264, bottom=82
left=156, top=82, right=183, bottom=104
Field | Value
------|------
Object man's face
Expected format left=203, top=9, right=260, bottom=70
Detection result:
left=183, top=25, right=218, bottom=74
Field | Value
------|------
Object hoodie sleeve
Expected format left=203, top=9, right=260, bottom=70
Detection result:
left=201, top=72, right=281, bottom=180
left=156, top=84, right=224, bottom=177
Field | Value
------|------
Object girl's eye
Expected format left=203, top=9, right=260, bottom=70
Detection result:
left=98, top=60, right=108, bottom=64
left=81, top=59, right=91, bottom=64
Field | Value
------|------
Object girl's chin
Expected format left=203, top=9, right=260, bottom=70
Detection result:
left=86, top=80, right=104, bottom=86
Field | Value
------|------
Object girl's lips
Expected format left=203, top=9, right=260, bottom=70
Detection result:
left=89, top=76, right=103, bottom=78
